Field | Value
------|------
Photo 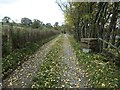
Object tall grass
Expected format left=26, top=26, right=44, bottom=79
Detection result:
left=2, top=24, right=60, bottom=79
left=2, top=25, right=60, bottom=57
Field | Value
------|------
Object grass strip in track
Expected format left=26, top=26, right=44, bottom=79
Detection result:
left=31, top=35, right=63, bottom=88
left=2, top=35, right=58, bottom=80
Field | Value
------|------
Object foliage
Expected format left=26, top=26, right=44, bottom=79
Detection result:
left=2, top=24, right=60, bottom=78
left=2, top=35, right=58, bottom=79
left=31, top=35, right=63, bottom=88
left=2, top=16, right=11, bottom=23
left=2, top=25, right=60, bottom=57
left=57, top=1, right=120, bottom=49
left=21, top=17, right=32, bottom=26
left=31, top=19, right=43, bottom=29
left=45, top=23, right=52, bottom=28
left=54, top=22, right=59, bottom=30
left=69, top=35, right=120, bottom=88
left=54, top=22, right=59, bottom=26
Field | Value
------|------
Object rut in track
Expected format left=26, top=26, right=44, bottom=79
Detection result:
left=2, top=35, right=61, bottom=88
left=3, top=34, right=90, bottom=88
left=60, top=34, right=89, bottom=88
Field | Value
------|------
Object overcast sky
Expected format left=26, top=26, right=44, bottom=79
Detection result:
left=0, top=0, right=65, bottom=25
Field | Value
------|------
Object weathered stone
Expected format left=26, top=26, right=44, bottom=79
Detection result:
left=81, top=38, right=100, bottom=53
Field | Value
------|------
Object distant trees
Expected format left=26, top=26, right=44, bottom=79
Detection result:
left=54, top=22, right=59, bottom=30
left=54, top=22, right=59, bottom=27
left=45, top=23, right=53, bottom=28
left=21, top=17, right=32, bottom=26
left=2, top=16, right=11, bottom=23
left=31, top=19, right=43, bottom=29
left=1, top=16, right=59, bottom=31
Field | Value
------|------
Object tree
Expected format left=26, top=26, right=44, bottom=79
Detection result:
left=54, top=22, right=59, bottom=27
left=21, top=17, right=32, bottom=26
left=2, top=16, right=11, bottom=23
left=31, top=19, right=43, bottom=29
left=45, top=23, right=52, bottom=28
left=57, top=1, right=119, bottom=51
left=54, top=22, right=59, bottom=30
left=105, top=2, right=119, bottom=48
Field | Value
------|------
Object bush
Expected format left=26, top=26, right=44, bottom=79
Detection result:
left=2, top=25, right=60, bottom=79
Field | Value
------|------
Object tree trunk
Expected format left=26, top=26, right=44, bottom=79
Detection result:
left=104, top=2, right=119, bottom=48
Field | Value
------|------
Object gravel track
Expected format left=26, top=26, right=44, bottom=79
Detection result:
left=60, top=34, right=89, bottom=88
left=2, top=35, right=61, bottom=88
left=2, top=34, right=90, bottom=88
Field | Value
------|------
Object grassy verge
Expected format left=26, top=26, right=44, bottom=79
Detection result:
left=68, top=35, right=120, bottom=88
left=2, top=35, right=59, bottom=79
left=31, top=35, right=63, bottom=88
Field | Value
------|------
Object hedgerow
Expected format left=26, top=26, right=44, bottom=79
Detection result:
left=2, top=25, right=60, bottom=79
left=69, top=35, right=120, bottom=88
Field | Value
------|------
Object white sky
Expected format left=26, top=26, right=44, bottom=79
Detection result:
left=0, top=0, right=65, bottom=25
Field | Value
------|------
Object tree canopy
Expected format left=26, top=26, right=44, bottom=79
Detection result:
left=2, top=16, right=11, bottom=23
left=21, top=17, right=32, bottom=26
left=57, top=1, right=120, bottom=50
left=31, top=19, right=43, bottom=29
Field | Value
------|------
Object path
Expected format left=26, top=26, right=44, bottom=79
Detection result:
left=2, top=35, right=61, bottom=88
left=2, top=34, right=90, bottom=88
left=60, top=34, right=89, bottom=88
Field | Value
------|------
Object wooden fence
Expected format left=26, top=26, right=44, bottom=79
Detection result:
left=98, top=38, right=120, bottom=53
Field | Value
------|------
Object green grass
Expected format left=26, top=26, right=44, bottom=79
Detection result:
left=68, top=35, right=120, bottom=88
left=2, top=35, right=58, bottom=79
left=31, top=35, right=63, bottom=88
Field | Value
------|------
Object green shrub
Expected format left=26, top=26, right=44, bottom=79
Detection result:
left=2, top=25, right=60, bottom=78
left=69, top=35, right=120, bottom=88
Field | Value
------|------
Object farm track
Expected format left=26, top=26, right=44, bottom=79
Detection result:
left=31, top=34, right=90, bottom=88
left=3, top=34, right=90, bottom=88
left=2, top=35, right=61, bottom=88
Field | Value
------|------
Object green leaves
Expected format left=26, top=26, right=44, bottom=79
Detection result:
left=31, top=35, right=63, bottom=88
left=69, top=35, right=120, bottom=88
left=2, top=35, right=58, bottom=79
